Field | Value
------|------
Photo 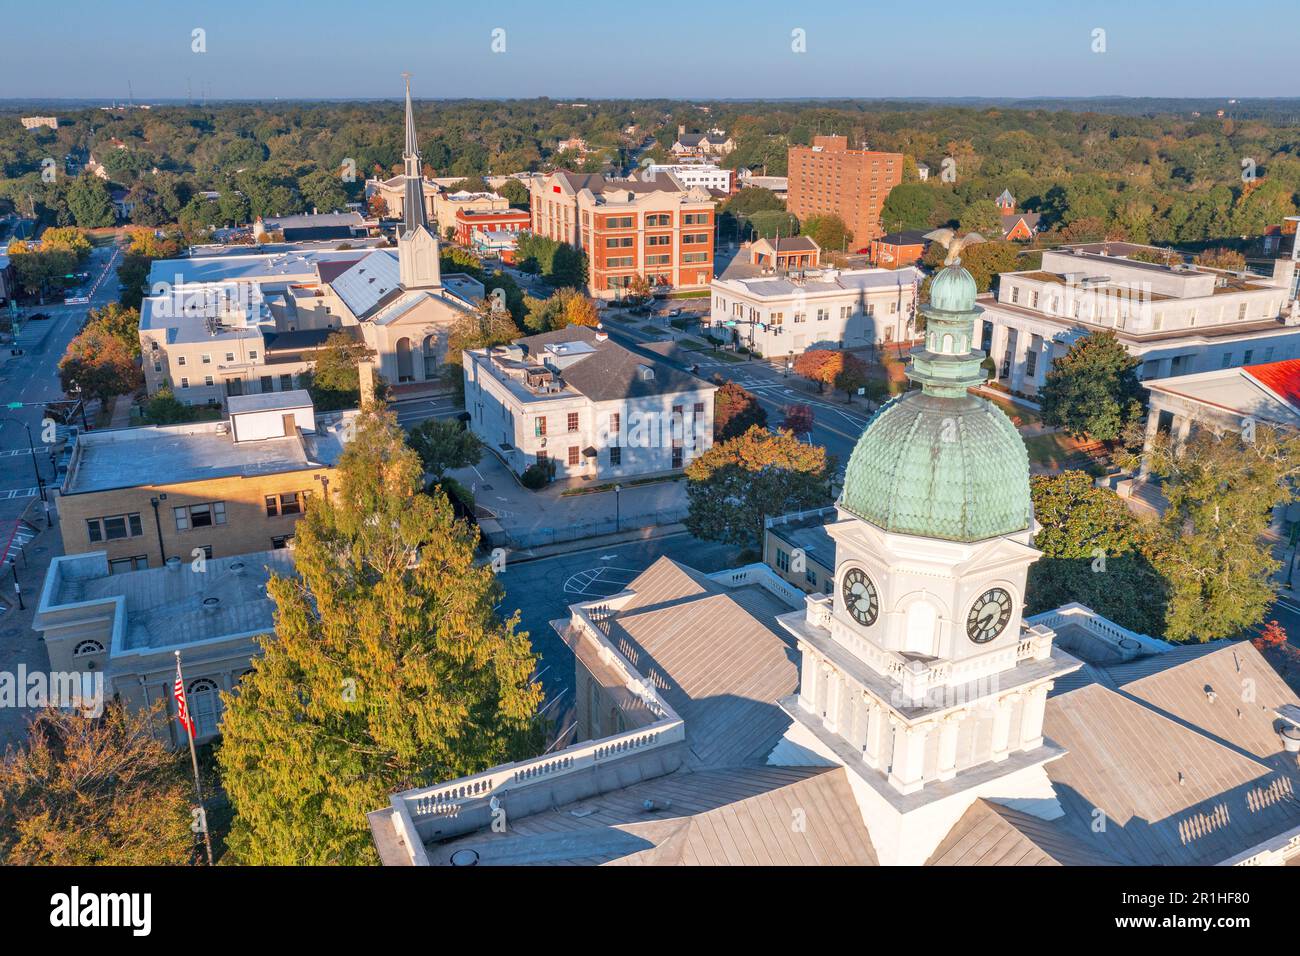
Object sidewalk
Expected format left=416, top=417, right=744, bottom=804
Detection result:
left=482, top=521, right=688, bottom=565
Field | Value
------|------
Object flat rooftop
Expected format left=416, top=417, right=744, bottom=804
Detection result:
left=227, top=388, right=313, bottom=415
left=44, top=549, right=293, bottom=652
left=62, top=411, right=355, bottom=495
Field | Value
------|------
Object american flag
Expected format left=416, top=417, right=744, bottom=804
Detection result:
left=172, top=656, right=196, bottom=739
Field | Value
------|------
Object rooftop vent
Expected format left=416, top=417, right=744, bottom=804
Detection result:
left=229, top=560, right=246, bottom=575
left=202, top=596, right=221, bottom=613
left=594, top=323, right=608, bottom=343
left=449, top=849, right=480, bottom=866
left=165, top=556, right=182, bottom=572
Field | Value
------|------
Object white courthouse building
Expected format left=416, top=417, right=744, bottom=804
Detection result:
left=372, top=261, right=1300, bottom=867
left=463, top=324, right=715, bottom=480
left=981, top=247, right=1300, bottom=397
left=709, top=266, right=920, bottom=357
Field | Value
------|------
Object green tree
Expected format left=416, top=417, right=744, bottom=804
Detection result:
left=86, top=302, right=142, bottom=356
left=0, top=702, right=196, bottom=865
left=523, top=287, right=598, bottom=332
left=958, top=199, right=1005, bottom=238
left=141, top=385, right=198, bottom=425
left=881, top=183, right=935, bottom=231
left=1039, top=330, right=1143, bottom=441
left=714, top=379, right=768, bottom=441
left=66, top=175, right=116, bottom=228
left=685, top=425, right=832, bottom=550
left=407, top=418, right=482, bottom=481
left=1025, top=471, right=1167, bottom=635
left=1143, top=426, right=1298, bottom=642
left=306, top=332, right=375, bottom=409
left=217, top=408, right=545, bottom=864
left=499, top=179, right=530, bottom=207
left=801, top=215, right=852, bottom=252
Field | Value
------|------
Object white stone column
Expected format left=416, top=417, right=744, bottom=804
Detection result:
left=798, top=648, right=820, bottom=714
left=824, top=669, right=841, bottom=733
left=1173, top=414, right=1193, bottom=449
left=990, top=691, right=1021, bottom=762
left=1019, top=683, right=1050, bottom=751
left=1139, top=405, right=1162, bottom=478
left=887, top=720, right=928, bottom=794
left=936, top=712, right=963, bottom=782
left=863, top=697, right=886, bottom=769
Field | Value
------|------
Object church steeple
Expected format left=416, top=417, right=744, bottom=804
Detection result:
left=396, top=73, right=440, bottom=290
left=401, top=72, right=429, bottom=236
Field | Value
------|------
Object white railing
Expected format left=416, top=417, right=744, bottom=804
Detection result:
left=397, top=717, right=685, bottom=822
left=806, top=593, right=833, bottom=629
left=709, top=562, right=804, bottom=608
left=1027, top=603, right=1171, bottom=655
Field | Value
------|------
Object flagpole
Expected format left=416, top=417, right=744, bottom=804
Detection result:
left=175, top=650, right=214, bottom=866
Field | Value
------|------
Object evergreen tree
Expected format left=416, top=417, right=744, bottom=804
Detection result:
left=1039, top=330, right=1143, bottom=441
left=217, top=408, right=545, bottom=864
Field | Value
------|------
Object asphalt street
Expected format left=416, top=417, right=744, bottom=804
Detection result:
left=0, top=239, right=123, bottom=527
left=494, top=531, right=741, bottom=734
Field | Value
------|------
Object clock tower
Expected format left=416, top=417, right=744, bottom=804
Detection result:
left=770, top=257, right=1081, bottom=865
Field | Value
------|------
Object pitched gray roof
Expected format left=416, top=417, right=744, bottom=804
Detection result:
left=516, top=326, right=713, bottom=402
left=927, top=799, right=1120, bottom=866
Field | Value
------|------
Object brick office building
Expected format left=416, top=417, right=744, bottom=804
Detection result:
left=530, top=170, right=716, bottom=299
left=787, top=135, right=903, bottom=251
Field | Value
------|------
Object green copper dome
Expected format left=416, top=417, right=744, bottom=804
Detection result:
left=838, top=261, right=1032, bottom=542
left=928, top=263, right=978, bottom=313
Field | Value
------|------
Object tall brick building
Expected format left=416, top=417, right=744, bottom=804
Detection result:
left=530, top=171, right=716, bottom=299
left=786, top=135, right=903, bottom=251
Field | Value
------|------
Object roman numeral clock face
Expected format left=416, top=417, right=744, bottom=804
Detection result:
left=967, top=588, right=1013, bottom=644
left=840, top=567, right=879, bottom=627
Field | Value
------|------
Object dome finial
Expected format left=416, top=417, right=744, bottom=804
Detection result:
left=924, top=228, right=988, bottom=266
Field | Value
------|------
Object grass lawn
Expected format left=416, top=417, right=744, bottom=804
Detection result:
left=983, top=391, right=1044, bottom=427
left=1024, top=432, right=1110, bottom=473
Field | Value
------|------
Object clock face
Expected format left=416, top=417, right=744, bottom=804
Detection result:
left=967, top=588, right=1014, bottom=644
left=840, top=567, right=879, bottom=627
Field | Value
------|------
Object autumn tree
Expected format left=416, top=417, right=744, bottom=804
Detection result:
left=685, top=425, right=832, bottom=550
left=792, top=349, right=837, bottom=393
left=714, top=379, right=767, bottom=441
left=0, top=702, right=195, bottom=865
left=1193, top=247, right=1247, bottom=271
left=781, top=403, right=815, bottom=438
left=59, top=322, right=143, bottom=405
left=217, top=408, right=545, bottom=864
left=523, top=287, right=599, bottom=332
left=800, top=215, right=852, bottom=252
left=1039, top=330, right=1143, bottom=441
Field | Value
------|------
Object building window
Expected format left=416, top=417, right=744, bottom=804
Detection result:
left=174, top=501, right=226, bottom=531
left=108, top=555, right=148, bottom=574
left=682, top=233, right=709, bottom=245
left=568, top=445, right=580, bottom=466
left=646, top=214, right=671, bottom=227
left=265, top=492, right=305, bottom=517
left=73, top=639, right=105, bottom=657
left=271, top=534, right=294, bottom=550
left=1243, top=349, right=1254, bottom=364
left=682, top=252, right=708, bottom=264
left=188, top=678, right=223, bottom=738
left=1239, top=303, right=1248, bottom=321
left=1222, top=352, right=1233, bottom=369
left=248, top=351, right=258, bottom=360
left=776, top=548, right=790, bottom=572
left=86, top=512, right=144, bottom=543
left=204, top=376, right=214, bottom=387
left=609, top=446, right=621, bottom=465
left=1030, top=291, right=1039, bottom=309
left=201, top=354, right=211, bottom=364
left=605, top=236, right=634, bottom=248
left=817, top=308, right=829, bottom=321
left=647, top=234, right=671, bottom=246
left=567, top=412, right=579, bottom=432
left=226, top=352, right=235, bottom=362
left=536, top=450, right=548, bottom=465
left=1010, top=286, right=1019, bottom=304
left=280, top=374, right=293, bottom=390
left=805, top=568, right=818, bottom=587
left=534, top=416, right=546, bottom=437
left=177, top=356, right=187, bottom=366
left=607, top=256, right=635, bottom=268
left=683, top=213, right=708, bottom=225
left=180, top=378, right=189, bottom=389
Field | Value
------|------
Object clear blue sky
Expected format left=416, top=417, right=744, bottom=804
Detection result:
left=4, top=0, right=1294, bottom=101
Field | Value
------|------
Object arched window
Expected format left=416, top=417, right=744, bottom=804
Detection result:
left=73, top=640, right=104, bottom=658
left=188, top=678, right=223, bottom=738
left=395, top=337, right=414, bottom=383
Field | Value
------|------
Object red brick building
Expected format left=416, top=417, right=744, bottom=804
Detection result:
left=786, top=135, right=902, bottom=252
left=870, top=229, right=930, bottom=269
left=454, top=207, right=530, bottom=246
left=530, top=171, right=716, bottom=298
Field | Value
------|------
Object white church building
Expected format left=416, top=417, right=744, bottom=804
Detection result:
left=370, top=258, right=1300, bottom=867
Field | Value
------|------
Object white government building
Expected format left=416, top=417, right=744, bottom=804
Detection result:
left=710, top=265, right=921, bottom=357
left=463, top=324, right=715, bottom=480
left=370, top=260, right=1300, bottom=867
left=981, top=246, right=1300, bottom=397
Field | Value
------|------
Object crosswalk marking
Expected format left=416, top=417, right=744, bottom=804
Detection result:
left=0, top=487, right=38, bottom=499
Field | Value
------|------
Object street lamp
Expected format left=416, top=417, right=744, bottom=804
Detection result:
left=614, top=484, right=622, bottom=533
